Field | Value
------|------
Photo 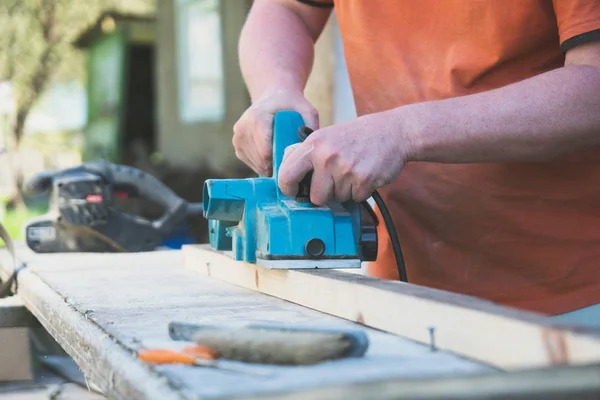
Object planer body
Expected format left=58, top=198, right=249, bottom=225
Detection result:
left=202, top=111, right=378, bottom=269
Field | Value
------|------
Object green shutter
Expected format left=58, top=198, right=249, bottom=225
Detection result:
left=83, top=29, right=128, bottom=161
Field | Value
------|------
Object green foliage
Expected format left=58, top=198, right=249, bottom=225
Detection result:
left=2, top=205, right=47, bottom=241
left=0, top=0, right=155, bottom=207
left=0, top=0, right=156, bottom=143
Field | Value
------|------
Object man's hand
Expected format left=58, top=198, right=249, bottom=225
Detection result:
left=278, top=111, right=413, bottom=205
left=233, top=89, right=318, bottom=177
left=235, top=0, right=332, bottom=176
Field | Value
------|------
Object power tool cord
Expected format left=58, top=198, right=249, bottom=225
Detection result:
left=370, top=191, right=408, bottom=282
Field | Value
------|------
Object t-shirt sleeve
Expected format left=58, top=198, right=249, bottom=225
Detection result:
left=553, top=0, right=600, bottom=52
left=296, top=0, right=334, bottom=8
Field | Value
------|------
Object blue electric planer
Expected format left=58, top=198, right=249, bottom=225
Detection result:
left=202, top=110, right=378, bottom=269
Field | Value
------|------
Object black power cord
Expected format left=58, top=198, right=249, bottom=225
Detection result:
left=370, top=191, right=407, bottom=282
left=296, top=126, right=408, bottom=282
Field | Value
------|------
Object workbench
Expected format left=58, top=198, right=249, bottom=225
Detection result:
left=2, top=246, right=600, bottom=400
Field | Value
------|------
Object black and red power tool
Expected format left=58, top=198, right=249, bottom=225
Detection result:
left=22, top=160, right=203, bottom=253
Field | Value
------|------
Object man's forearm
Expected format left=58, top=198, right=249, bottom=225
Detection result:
left=400, top=64, right=600, bottom=164
left=239, top=1, right=323, bottom=100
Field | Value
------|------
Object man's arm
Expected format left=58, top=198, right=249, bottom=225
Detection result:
left=405, top=41, right=600, bottom=163
left=239, top=0, right=331, bottom=101
left=234, top=0, right=331, bottom=176
left=277, top=41, right=600, bottom=204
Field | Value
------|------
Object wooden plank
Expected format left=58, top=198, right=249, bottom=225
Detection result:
left=182, top=244, right=600, bottom=371
left=0, top=296, right=36, bottom=382
left=0, top=327, right=33, bottom=382
left=3, top=246, right=600, bottom=399
left=1, top=247, right=506, bottom=400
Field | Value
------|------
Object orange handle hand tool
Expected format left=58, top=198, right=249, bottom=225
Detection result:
left=138, top=349, right=196, bottom=365
left=182, top=345, right=217, bottom=359
left=138, top=345, right=216, bottom=365
left=137, top=345, right=272, bottom=376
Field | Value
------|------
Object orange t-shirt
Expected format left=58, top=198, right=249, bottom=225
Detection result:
left=301, top=0, right=600, bottom=314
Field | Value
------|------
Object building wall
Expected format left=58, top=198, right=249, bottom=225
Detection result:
left=156, top=1, right=351, bottom=175
left=156, top=0, right=251, bottom=173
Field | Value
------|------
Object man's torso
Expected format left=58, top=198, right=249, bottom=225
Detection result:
left=333, top=0, right=600, bottom=314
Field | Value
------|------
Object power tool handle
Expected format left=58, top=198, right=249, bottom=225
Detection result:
left=105, top=163, right=184, bottom=214
left=295, top=126, right=314, bottom=203
left=23, top=171, right=55, bottom=195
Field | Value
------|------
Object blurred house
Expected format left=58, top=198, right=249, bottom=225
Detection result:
left=156, top=0, right=356, bottom=171
left=72, top=0, right=355, bottom=241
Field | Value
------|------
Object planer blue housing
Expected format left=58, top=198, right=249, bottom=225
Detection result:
left=202, top=111, right=377, bottom=269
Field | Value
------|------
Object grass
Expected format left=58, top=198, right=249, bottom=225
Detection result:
left=2, top=206, right=47, bottom=240
left=0, top=193, right=48, bottom=245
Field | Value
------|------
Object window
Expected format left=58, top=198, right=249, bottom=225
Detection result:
left=176, top=0, right=225, bottom=123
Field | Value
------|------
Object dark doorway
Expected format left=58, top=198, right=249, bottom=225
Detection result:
left=122, top=44, right=156, bottom=166
left=117, top=44, right=163, bottom=220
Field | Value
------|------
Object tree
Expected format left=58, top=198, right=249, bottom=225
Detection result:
left=0, top=0, right=155, bottom=208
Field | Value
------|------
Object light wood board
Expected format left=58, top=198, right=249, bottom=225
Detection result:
left=182, top=245, right=600, bottom=371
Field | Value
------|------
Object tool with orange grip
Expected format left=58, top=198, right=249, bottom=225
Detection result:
left=168, top=321, right=370, bottom=365
left=137, top=345, right=272, bottom=376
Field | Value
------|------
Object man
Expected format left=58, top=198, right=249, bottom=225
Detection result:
left=231, top=0, right=600, bottom=323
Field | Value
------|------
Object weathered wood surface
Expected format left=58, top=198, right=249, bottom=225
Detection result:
left=0, top=247, right=497, bottom=400
left=183, top=245, right=600, bottom=371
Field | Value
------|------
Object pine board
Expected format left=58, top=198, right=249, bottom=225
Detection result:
left=182, top=245, right=600, bottom=370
